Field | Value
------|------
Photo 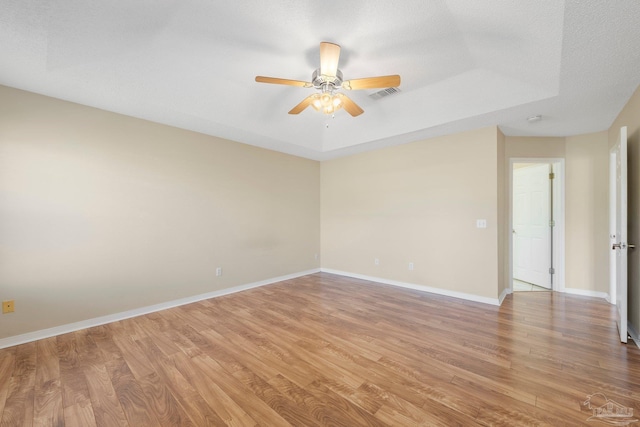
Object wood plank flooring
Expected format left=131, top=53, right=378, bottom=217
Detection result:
left=1, top=272, right=639, bottom=426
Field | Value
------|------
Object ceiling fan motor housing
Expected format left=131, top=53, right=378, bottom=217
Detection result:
left=312, top=69, right=343, bottom=92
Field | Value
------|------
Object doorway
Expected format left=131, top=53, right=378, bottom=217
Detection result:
left=510, top=159, right=565, bottom=292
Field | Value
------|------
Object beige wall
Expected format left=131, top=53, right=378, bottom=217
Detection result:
left=0, top=86, right=320, bottom=339
left=505, top=136, right=566, bottom=159
left=321, top=127, right=500, bottom=300
left=1, top=80, right=626, bottom=342
left=565, top=132, right=609, bottom=294
left=609, top=84, right=640, bottom=333
left=320, top=128, right=608, bottom=302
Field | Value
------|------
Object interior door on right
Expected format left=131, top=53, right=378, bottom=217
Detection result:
left=611, top=126, right=628, bottom=344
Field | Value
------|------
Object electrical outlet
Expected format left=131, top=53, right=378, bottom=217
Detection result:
left=2, top=300, right=14, bottom=314
left=409, top=262, right=414, bottom=271
left=216, top=267, right=222, bottom=277
left=314, top=253, right=319, bottom=260
left=476, top=219, right=487, bottom=228
left=374, top=258, right=380, bottom=266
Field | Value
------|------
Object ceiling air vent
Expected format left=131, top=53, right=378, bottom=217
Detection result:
left=369, top=87, right=401, bottom=100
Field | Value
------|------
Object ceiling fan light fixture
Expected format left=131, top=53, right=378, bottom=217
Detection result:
left=312, top=96, right=322, bottom=110
left=328, top=103, right=343, bottom=115
left=310, top=93, right=343, bottom=115
left=306, top=86, right=343, bottom=115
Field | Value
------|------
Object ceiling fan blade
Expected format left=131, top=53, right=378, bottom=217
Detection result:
left=255, top=76, right=312, bottom=87
left=342, top=75, right=401, bottom=90
left=288, top=95, right=318, bottom=115
left=320, top=42, right=340, bottom=78
left=336, top=93, right=364, bottom=117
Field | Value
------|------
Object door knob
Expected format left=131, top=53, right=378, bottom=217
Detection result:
left=612, top=243, right=635, bottom=250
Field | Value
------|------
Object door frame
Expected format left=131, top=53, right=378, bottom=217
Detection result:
left=508, top=158, right=565, bottom=292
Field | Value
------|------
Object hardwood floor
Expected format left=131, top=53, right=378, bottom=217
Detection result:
left=1, top=272, right=639, bottom=426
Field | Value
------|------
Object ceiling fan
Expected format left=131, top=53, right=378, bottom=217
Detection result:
left=255, top=42, right=401, bottom=117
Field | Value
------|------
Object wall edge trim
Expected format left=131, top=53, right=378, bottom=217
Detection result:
left=321, top=268, right=501, bottom=306
left=627, top=322, right=640, bottom=349
left=0, top=268, right=321, bottom=349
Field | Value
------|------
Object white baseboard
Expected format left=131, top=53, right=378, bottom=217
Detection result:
left=628, top=322, right=640, bottom=349
left=321, top=269, right=502, bottom=306
left=0, top=268, right=321, bottom=350
left=499, top=287, right=512, bottom=305
left=564, top=288, right=609, bottom=300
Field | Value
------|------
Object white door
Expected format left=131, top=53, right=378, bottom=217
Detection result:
left=611, top=126, right=628, bottom=344
left=513, top=163, right=552, bottom=288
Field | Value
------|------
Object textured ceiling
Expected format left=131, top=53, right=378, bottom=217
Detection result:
left=2, top=0, right=640, bottom=160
